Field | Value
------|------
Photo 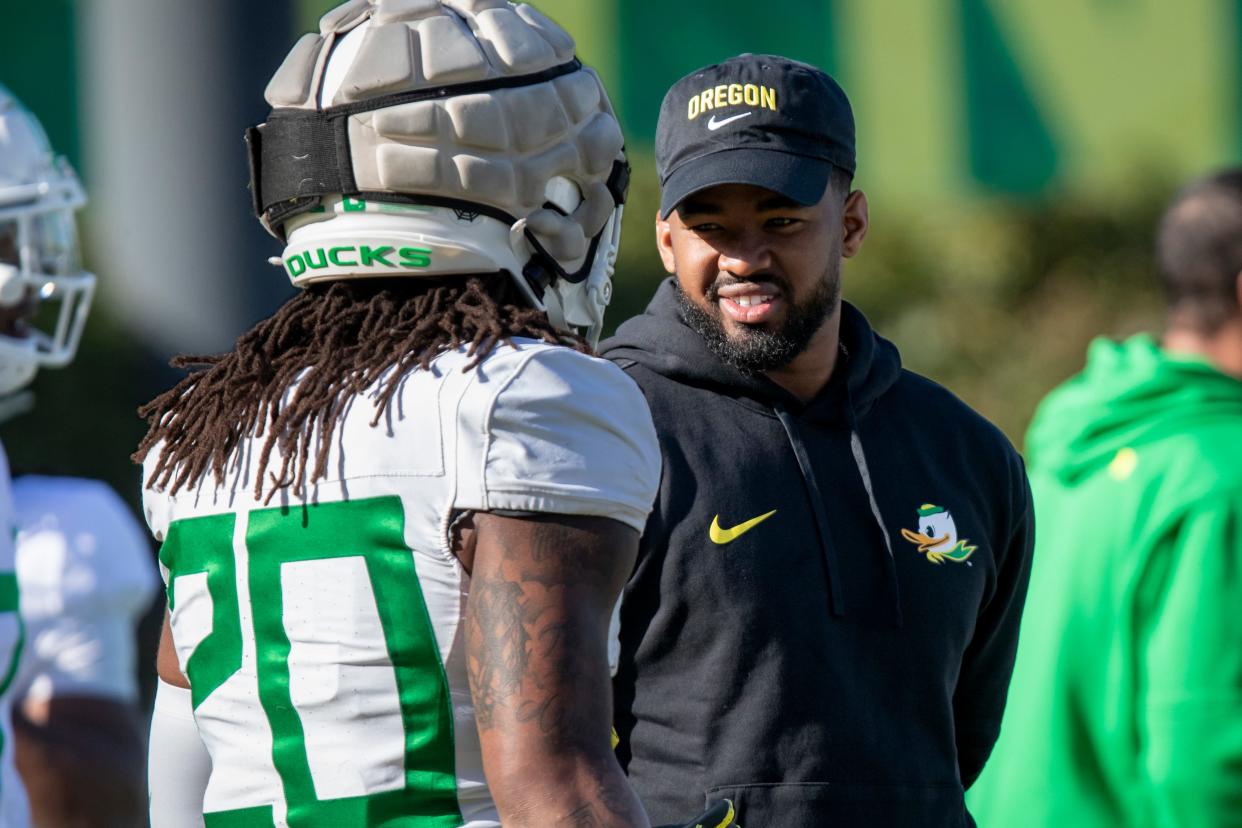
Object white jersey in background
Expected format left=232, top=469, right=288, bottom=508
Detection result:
left=1, top=476, right=159, bottom=828
left=143, top=341, right=660, bottom=828
left=10, top=476, right=160, bottom=705
left=0, top=446, right=29, bottom=828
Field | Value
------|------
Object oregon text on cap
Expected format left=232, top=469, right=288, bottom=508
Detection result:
left=687, top=83, right=778, bottom=120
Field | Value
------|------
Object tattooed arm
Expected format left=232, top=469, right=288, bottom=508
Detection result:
left=463, top=511, right=652, bottom=828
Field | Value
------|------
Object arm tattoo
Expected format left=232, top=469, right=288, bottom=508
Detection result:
left=466, top=517, right=615, bottom=735
left=514, top=618, right=573, bottom=737
left=465, top=514, right=646, bottom=826
left=466, top=576, right=530, bottom=730
left=556, top=776, right=641, bottom=826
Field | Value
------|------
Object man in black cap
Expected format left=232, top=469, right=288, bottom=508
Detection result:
left=602, top=55, right=1036, bottom=826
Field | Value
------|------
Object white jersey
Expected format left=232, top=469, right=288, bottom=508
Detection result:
left=143, top=341, right=660, bottom=828
left=0, top=445, right=29, bottom=828
left=10, top=476, right=160, bottom=704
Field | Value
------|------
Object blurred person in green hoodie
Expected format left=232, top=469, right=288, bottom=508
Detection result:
left=968, top=169, right=1242, bottom=826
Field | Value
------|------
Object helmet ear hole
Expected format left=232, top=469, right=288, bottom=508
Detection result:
left=543, top=176, right=582, bottom=216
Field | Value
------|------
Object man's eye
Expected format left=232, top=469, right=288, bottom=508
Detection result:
left=767, top=217, right=800, bottom=229
left=690, top=223, right=722, bottom=233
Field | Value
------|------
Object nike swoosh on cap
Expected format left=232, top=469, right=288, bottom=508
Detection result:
left=706, top=111, right=753, bottom=131
left=709, top=510, right=777, bottom=544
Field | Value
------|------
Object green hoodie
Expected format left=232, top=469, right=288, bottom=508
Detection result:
left=968, top=335, right=1242, bottom=827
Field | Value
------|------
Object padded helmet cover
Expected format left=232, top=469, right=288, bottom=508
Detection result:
left=249, top=0, right=629, bottom=342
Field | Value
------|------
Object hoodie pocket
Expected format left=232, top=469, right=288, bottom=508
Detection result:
left=705, top=781, right=971, bottom=827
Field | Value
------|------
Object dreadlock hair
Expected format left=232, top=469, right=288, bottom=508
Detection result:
left=134, top=274, right=586, bottom=501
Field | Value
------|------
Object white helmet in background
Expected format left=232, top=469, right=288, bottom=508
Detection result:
left=0, top=84, right=95, bottom=397
left=247, top=0, right=630, bottom=346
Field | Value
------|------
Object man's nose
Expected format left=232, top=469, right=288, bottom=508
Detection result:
left=716, top=233, right=773, bottom=277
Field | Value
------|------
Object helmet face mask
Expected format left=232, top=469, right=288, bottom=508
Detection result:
left=248, top=1, right=629, bottom=346
left=0, top=88, right=95, bottom=396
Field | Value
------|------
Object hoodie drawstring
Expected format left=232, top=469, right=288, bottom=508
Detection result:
left=850, top=431, right=894, bottom=563
left=843, top=381, right=905, bottom=627
left=775, top=406, right=847, bottom=617
left=776, top=386, right=905, bottom=627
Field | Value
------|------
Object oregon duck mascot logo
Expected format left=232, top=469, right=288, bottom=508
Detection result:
left=901, top=504, right=977, bottom=564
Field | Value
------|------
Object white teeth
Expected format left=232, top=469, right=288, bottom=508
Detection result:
left=730, top=294, right=774, bottom=308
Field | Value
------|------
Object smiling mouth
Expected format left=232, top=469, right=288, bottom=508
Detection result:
left=712, top=279, right=783, bottom=324
left=728, top=293, right=775, bottom=307
left=718, top=294, right=779, bottom=325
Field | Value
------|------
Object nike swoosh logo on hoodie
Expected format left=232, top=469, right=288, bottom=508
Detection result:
left=709, top=510, right=777, bottom=544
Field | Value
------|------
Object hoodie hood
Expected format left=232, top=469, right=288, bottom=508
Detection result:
left=602, top=278, right=902, bottom=422
left=1026, top=335, right=1242, bottom=483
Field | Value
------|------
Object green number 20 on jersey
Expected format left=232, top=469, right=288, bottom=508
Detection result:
left=161, top=497, right=463, bottom=828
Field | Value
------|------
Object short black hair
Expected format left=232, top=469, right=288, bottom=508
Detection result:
left=830, top=165, right=854, bottom=201
left=1157, top=168, right=1242, bottom=333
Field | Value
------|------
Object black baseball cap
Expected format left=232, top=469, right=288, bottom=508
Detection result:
left=655, top=54, right=856, bottom=218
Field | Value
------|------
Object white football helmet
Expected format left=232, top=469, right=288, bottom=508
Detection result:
left=247, top=0, right=628, bottom=346
left=0, top=84, right=95, bottom=396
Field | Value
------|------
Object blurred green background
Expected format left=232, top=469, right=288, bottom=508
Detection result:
left=1, top=0, right=1233, bottom=509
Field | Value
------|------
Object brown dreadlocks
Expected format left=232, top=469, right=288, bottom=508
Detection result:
left=134, top=274, right=585, bottom=500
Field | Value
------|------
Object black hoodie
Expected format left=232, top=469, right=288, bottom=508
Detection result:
left=602, top=280, right=1034, bottom=827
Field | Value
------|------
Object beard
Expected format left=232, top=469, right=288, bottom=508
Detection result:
left=675, top=267, right=841, bottom=373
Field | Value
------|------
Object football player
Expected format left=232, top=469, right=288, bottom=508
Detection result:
left=0, top=83, right=152, bottom=827
left=137, top=3, right=732, bottom=826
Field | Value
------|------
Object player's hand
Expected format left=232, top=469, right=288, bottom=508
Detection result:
left=657, top=798, right=739, bottom=828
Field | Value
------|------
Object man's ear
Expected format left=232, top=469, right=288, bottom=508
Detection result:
left=655, top=210, right=677, bottom=274
left=841, top=189, right=869, bottom=259
left=1235, top=269, right=1242, bottom=311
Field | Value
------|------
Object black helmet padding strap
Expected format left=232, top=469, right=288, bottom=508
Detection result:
left=246, top=59, right=585, bottom=237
